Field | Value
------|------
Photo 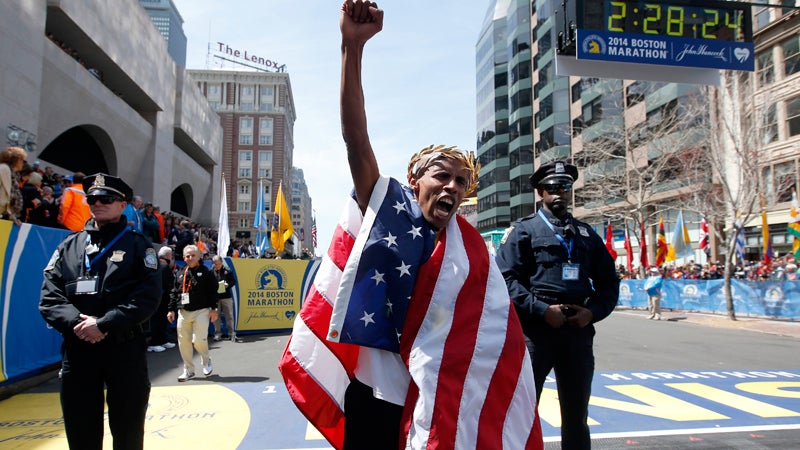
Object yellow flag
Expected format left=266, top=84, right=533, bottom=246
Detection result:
left=270, top=182, right=294, bottom=254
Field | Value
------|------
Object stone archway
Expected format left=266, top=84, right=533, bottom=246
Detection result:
left=38, top=125, right=117, bottom=176
left=170, top=183, right=193, bottom=217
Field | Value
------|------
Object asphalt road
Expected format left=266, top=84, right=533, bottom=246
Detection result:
left=5, top=309, right=800, bottom=449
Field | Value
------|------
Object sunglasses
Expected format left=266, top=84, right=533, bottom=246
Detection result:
left=541, top=183, right=573, bottom=193
left=86, top=195, right=123, bottom=205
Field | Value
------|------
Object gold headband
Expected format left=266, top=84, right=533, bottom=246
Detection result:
left=407, top=144, right=480, bottom=195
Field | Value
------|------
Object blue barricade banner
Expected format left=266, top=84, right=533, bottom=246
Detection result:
left=619, top=279, right=800, bottom=320
left=0, top=218, right=321, bottom=386
left=0, top=221, right=70, bottom=385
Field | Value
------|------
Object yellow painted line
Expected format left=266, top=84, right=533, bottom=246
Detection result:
left=736, top=381, right=800, bottom=400
left=591, top=385, right=729, bottom=421
left=0, top=385, right=249, bottom=449
left=668, top=382, right=800, bottom=418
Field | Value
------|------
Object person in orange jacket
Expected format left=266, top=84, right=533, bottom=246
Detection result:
left=58, top=172, right=92, bottom=232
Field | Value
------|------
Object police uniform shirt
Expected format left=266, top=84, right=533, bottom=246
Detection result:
left=495, top=208, right=619, bottom=326
left=39, top=217, right=161, bottom=339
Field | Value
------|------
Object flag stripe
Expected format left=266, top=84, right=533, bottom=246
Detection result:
left=282, top=178, right=542, bottom=450
left=399, top=215, right=540, bottom=449
left=279, top=197, right=363, bottom=450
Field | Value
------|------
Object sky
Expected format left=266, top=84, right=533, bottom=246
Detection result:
left=171, top=0, right=493, bottom=254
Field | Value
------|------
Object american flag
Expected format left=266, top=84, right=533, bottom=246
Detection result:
left=311, top=218, right=318, bottom=250
left=698, top=216, right=710, bottom=256
left=279, top=176, right=542, bottom=450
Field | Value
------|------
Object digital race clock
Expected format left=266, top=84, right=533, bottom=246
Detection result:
left=556, top=0, right=754, bottom=72
left=581, top=0, right=752, bottom=43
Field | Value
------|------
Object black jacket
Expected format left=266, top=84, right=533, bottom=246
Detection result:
left=39, top=217, right=161, bottom=342
left=169, top=263, right=219, bottom=311
left=213, top=265, right=235, bottom=299
left=495, top=209, right=619, bottom=331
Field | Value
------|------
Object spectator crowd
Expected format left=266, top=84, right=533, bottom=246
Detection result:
left=616, top=255, right=798, bottom=282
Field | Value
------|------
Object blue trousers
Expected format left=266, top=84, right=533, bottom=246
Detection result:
left=527, top=324, right=595, bottom=450
left=60, top=335, right=151, bottom=450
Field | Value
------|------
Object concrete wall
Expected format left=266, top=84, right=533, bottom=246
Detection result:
left=1, top=0, right=221, bottom=225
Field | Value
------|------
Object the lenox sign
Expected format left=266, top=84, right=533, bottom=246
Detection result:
left=215, top=42, right=286, bottom=72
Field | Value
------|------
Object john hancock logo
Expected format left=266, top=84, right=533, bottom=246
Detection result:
left=256, top=265, right=288, bottom=290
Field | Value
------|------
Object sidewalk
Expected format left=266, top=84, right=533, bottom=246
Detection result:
left=622, top=308, right=800, bottom=339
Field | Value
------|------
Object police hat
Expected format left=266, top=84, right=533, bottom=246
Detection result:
left=530, top=160, right=579, bottom=187
left=82, top=173, right=133, bottom=202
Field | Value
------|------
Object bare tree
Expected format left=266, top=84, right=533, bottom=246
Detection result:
left=680, top=72, right=766, bottom=320
left=572, top=79, right=711, bottom=275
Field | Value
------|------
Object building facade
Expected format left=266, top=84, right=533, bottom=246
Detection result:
left=747, top=2, right=800, bottom=259
left=139, top=0, right=187, bottom=67
left=476, top=0, right=532, bottom=236
left=1, top=0, right=221, bottom=224
left=476, top=0, right=799, bottom=267
left=291, top=167, right=314, bottom=256
left=188, top=69, right=296, bottom=248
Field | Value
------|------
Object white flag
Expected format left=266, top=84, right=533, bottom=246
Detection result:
left=217, top=176, right=230, bottom=257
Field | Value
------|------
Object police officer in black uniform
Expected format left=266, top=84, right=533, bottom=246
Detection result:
left=39, top=173, right=161, bottom=450
left=495, top=161, right=619, bottom=450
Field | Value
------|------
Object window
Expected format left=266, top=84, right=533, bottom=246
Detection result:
left=239, top=184, right=250, bottom=195
left=240, top=103, right=254, bottom=111
left=259, top=118, right=273, bottom=146
left=754, top=6, right=771, bottom=31
left=241, top=86, right=254, bottom=96
left=787, top=96, right=800, bottom=137
left=257, top=151, right=272, bottom=179
left=775, top=161, right=796, bottom=202
left=757, top=51, right=775, bottom=87
left=239, top=134, right=253, bottom=145
left=238, top=218, right=249, bottom=228
left=760, top=104, right=778, bottom=145
left=237, top=201, right=250, bottom=212
left=238, top=167, right=251, bottom=178
left=239, top=151, right=252, bottom=163
left=240, top=117, right=253, bottom=130
left=208, top=84, right=220, bottom=96
left=783, top=36, right=800, bottom=77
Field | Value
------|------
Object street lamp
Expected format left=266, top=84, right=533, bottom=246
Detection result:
left=6, top=124, right=37, bottom=153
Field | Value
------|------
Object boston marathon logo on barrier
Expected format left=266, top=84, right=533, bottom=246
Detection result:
left=244, top=264, right=295, bottom=323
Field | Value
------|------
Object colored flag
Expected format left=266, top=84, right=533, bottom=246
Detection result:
left=271, top=181, right=294, bottom=254
left=278, top=176, right=542, bottom=450
left=734, top=219, right=746, bottom=261
left=789, top=191, right=800, bottom=259
left=656, top=216, right=668, bottom=266
left=604, top=222, right=618, bottom=260
left=624, top=224, right=634, bottom=274
left=762, top=209, right=772, bottom=265
left=698, top=216, right=709, bottom=257
left=311, top=215, right=318, bottom=249
left=217, top=175, right=230, bottom=258
left=668, top=210, right=693, bottom=261
left=640, top=220, right=649, bottom=269
left=253, top=179, right=268, bottom=233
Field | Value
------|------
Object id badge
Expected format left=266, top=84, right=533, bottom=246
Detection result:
left=562, top=263, right=580, bottom=281
left=181, top=293, right=190, bottom=305
left=75, top=276, right=99, bottom=295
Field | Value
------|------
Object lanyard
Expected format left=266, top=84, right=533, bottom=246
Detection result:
left=537, top=209, right=574, bottom=262
left=182, top=267, right=193, bottom=293
left=84, top=227, right=130, bottom=271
